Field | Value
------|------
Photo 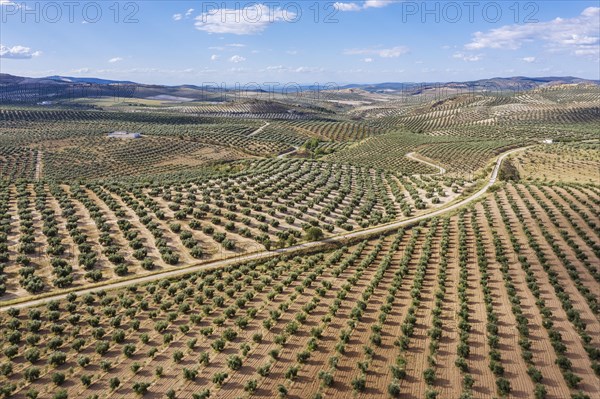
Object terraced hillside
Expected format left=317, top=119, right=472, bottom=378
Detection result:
left=359, top=85, right=600, bottom=135
left=280, top=120, right=386, bottom=142
left=324, top=131, right=441, bottom=174
left=416, top=140, right=523, bottom=175
left=0, top=181, right=597, bottom=399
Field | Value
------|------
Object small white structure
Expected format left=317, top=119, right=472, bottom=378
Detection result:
left=108, top=131, right=141, bottom=139
left=542, top=139, right=554, bottom=144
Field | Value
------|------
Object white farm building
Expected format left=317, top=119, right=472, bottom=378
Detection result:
left=108, top=131, right=141, bottom=139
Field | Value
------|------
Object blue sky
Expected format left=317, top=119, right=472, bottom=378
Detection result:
left=1, top=1, right=599, bottom=85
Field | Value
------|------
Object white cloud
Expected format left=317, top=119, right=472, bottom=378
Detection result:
left=334, top=2, right=361, bottom=11
left=95, top=67, right=217, bottom=76
left=226, top=43, right=246, bottom=47
left=380, top=68, right=405, bottom=73
left=195, top=3, right=295, bottom=35
left=0, top=0, right=20, bottom=7
left=108, top=57, right=123, bottom=63
left=378, top=47, right=409, bottom=57
left=294, top=66, right=323, bottom=73
left=335, top=1, right=397, bottom=11
left=174, top=8, right=194, bottom=21
left=466, top=7, right=599, bottom=58
left=574, top=48, right=599, bottom=56
left=71, top=68, right=90, bottom=74
left=229, top=55, right=246, bottom=63
left=364, top=0, right=394, bottom=9
left=452, top=52, right=482, bottom=62
left=363, top=58, right=373, bottom=63
left=286, top=50, right=298, bottom=55
left=0, top=44, right=41, bottom=59
left=522, top=56, right=536, bottom=63
left=262, top=65, right=324, bottom=73
left=210, top=54, right=219, bottom=61
left=344, top=46, right=409, bottom=58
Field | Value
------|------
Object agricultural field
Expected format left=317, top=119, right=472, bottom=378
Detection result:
left=510, top=142, right=600, bottom=184
left=280, top=120, right=386, bottom=142
left=0, top=147, right=37, bottom=181
left=0, top=181, right=598, bottom=399
left=359, top=85, right=600, bottom=135
left=416, top=140, right=523, bottom=176
left=40, top=136, right=249, bottom=181
left=0, top=82, right=599, bottom=399
left=0, top=157, right=470, bottom=300
left=0, top=109, right=296, bottom=180
left=173, top=101, right=316, bottom=120
left=324, top=131, right=441, bottom=174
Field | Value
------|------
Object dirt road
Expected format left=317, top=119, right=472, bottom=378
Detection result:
left=247, top=121, right=270, bottom=137
left=34, top=150, right=43, bottom=180
left=277, top=145, right=299, bottom=159
left=406, top=151, right=446, bottom=175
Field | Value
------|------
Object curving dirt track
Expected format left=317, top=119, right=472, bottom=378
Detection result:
left=405, top=152, right=447, bottom=175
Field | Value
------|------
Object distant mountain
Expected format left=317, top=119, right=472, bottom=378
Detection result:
left=1, top=73, right=598, bottom=104
left=0, top=73, right=217, bottom=104
left=45, top=75, right=136, bottom=85
left=341, top=76, right=600, bottom=93
left=0, top=73, right=141, bottom=104
left=0, top=74, right=66, bottom=86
